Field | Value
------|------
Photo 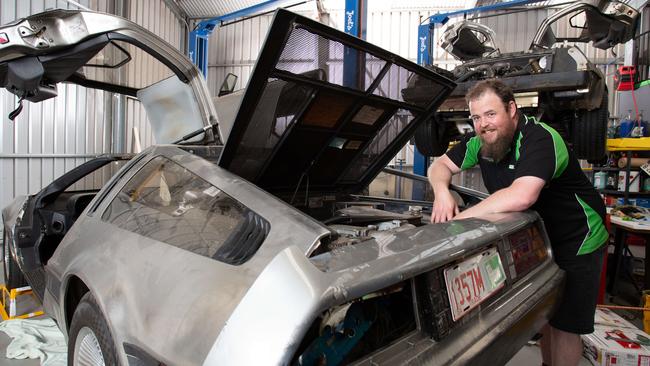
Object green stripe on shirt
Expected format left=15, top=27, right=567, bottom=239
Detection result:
left=461, top=136, right=482, bottom=170
left=536, top=121, right=569, bottom=179
left=575, top=194, right=609, bottom=255
left=515, top=131, right=523, bottom=162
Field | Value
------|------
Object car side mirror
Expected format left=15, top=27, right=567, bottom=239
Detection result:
left=218, top=73, right=238, bottom=97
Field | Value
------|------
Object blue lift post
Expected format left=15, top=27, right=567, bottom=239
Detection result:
left=412, top=0, right=541, bottom=200
left=188, top=0, right=290, bottom=77
left=343, top=0, right=367, bottom=89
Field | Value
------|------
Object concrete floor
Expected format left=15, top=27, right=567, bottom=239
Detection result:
left=0, top=257, right=642, bottom=366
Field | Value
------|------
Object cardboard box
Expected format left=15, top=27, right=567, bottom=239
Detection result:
left=583, top=309, right=650, bottom=366
left=594, top=308, right=639, bottom=330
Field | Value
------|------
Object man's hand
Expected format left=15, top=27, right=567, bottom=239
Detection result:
left=431, top=189, right=459, bottom=223
left=428, top=155, right=462, bottom=223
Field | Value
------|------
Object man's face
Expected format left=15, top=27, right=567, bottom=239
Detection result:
left=468, top=90, right=517, bottom=161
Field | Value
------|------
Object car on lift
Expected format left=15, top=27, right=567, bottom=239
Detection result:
left=1, top=8, right=563, bottom=366
left=406, top=0, right=640, bottom=161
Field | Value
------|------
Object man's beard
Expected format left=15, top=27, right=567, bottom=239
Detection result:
left=479, top=128, right=515, bottom=162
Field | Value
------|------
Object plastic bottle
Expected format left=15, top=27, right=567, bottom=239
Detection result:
left=640, top=110, right=648, bottom=137
left=594, top=171, right=607, bottom=189
left=632, top=110, right=645, bottom=137
left=608, top=118, right=619, bottom=138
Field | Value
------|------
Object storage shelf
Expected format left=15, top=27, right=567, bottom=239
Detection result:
left=590, top=167, right=641, bottom=172
left=607, top=138, right=650, bottom=151
left=598, top=189, right=650, bottom=196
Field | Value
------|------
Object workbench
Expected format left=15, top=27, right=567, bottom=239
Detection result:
left=608, top=215, right=650, bottom=298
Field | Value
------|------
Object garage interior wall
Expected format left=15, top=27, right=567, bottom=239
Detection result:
left=206, top=3, right=623, bottom=197
left=0, top=0, right=186, bottom=214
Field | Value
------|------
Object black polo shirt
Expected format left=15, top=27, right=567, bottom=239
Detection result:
left=446, top=114, right=608, bottom=259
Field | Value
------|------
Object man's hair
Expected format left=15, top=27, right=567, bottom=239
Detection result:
left=465, top=79, right=515, bottom=111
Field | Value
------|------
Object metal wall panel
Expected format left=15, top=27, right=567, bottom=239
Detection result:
left=176, top=0, right=258, bottom=19
left=207, top=14, right=273, bottom=96
left=1, top=0, right=102, bottom=212
left=0, top=0, right=186, bottom=212
left=123, top=0, right=184, bottom=153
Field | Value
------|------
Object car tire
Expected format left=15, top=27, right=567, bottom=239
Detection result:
left=571, top=93, right=608, bottom=161
left=68, top=292, right=118, bottom=366
left=3, top=232, right=27, bottom=290
left=414, top=116, right=450, bottom=157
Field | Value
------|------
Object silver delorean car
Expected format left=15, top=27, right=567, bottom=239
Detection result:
left=0, top=8, right=563, bottom=366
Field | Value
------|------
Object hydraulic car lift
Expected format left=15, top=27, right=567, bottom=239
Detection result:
left=412, top=0, right=542, bottom=200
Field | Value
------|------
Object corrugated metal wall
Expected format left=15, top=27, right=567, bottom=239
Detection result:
left=0, top=0, right=186, bottom=211
left=124, top=0, right=184, bottom=152
left=207, top=14, right=274, bottom=96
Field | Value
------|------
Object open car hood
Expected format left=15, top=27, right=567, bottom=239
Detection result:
left=218, top=9, right=455, bottom=194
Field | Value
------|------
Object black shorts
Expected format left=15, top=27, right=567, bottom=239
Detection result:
left=549, top=245, right=606, bottom=334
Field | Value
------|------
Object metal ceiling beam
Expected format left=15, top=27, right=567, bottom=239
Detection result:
left=161, top=0, right=190, bottom=24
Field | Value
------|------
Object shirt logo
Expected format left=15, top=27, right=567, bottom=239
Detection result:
left=508, top=164, right=515, bottom=169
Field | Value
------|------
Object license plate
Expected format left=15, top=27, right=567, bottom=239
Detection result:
left=443, top=248, right=506, bottom=321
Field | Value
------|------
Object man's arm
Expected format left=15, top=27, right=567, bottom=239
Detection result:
left=428, top=155, right=462, bottom=223
left=453, top=176, right=545, bottom=220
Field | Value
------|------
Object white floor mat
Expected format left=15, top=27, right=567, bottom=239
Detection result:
left=0, top=318, right=66, bottom=366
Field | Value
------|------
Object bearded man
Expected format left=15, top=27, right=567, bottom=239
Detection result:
left=428, top=79, right=608, bottom=366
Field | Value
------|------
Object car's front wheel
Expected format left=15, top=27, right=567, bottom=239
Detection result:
left=68, top=292, right=117, bottom=366
left=3, top=231, right=27, bottom=289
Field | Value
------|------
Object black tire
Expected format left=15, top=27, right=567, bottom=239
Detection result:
left=414, top=116, right=450, bottom=157
left=3, top=231, right=27, bottom=289
left=571, top=93, right=608, bottom=161
left=68, top=292, right=118, bottom=366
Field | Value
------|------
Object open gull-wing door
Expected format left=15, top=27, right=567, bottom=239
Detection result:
left=0, top=10, right=220, bottom=144
left=531, top=0, right=639, bottom=49
left=218, top=9, right=456, bottom=195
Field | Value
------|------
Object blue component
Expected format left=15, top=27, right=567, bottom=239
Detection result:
left=188, top=0, right=287, bottom=77
left=417, top=24, right=431, bottom=66
left=343, top=0, right=367, bottom=89
left=344, top=0, right=359, bottom=36
left=188, top=31, right=208, bottom=76
left=297, top=303, right=372, bottom=366
left=412, top=146, right=428, bottom=200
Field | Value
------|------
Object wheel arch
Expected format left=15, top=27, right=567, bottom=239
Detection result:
left=64, top=275, right=90, bottom=333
